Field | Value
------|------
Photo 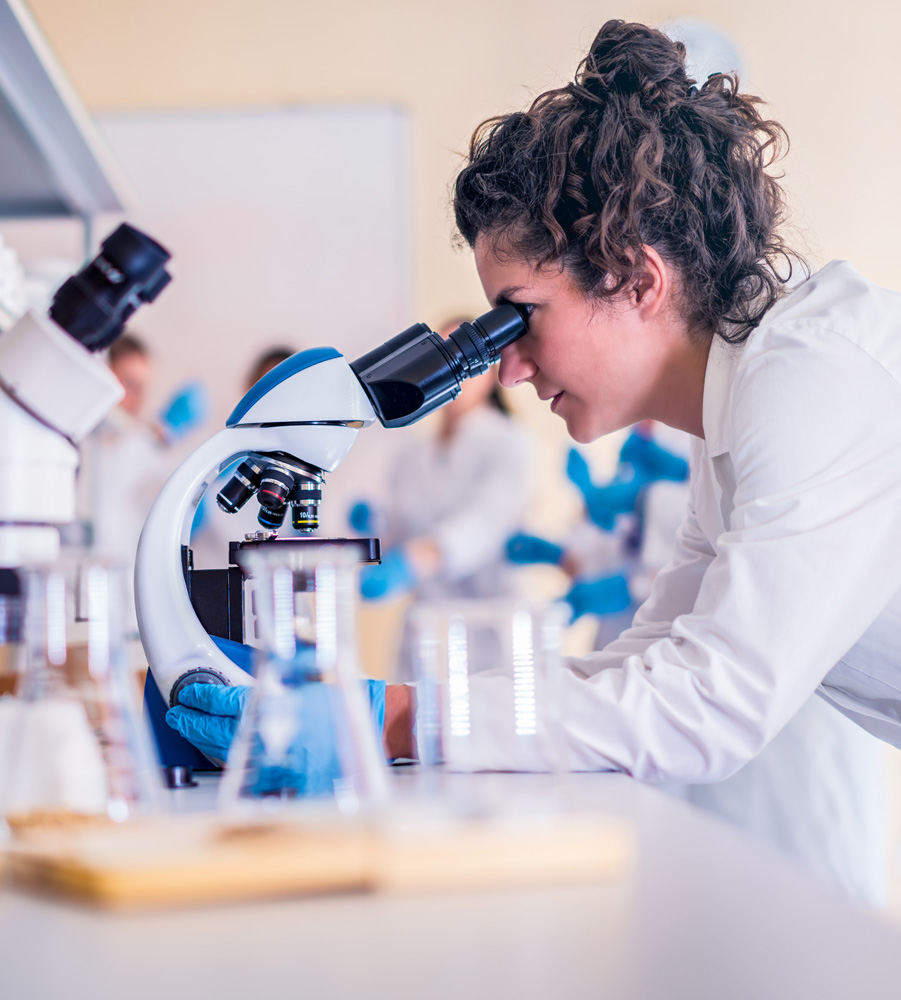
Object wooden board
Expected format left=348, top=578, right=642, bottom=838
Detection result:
left=6, top=811, right=633, bottom=909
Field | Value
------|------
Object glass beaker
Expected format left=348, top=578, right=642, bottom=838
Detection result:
left=410, top=599, right=570, bottom=773
left=1, top=559, right=162, bottom=827
left=218, top=541, right=389, bottom=814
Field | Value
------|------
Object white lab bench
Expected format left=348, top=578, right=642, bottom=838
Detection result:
left=1, top=769, right=900, bottom=1000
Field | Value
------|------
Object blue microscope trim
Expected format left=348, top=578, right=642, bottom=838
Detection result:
left=226, top=347, right=342, bottom=426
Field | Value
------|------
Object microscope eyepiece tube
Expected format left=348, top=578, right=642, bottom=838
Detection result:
left=350, top=304, right=527, bottom=429
left=49, top=224, right=172, bottom=352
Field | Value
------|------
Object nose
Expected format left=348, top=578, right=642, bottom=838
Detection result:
left=498, top=338, right=536, bottom=388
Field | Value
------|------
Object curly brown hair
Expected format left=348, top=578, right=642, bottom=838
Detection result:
left=454, top=20, right=804, bottom=344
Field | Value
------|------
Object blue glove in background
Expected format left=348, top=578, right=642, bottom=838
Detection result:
left=506, top=533, right=564, bottom=565
left=159, top=380, right=210, bottom=441
left=619, top=432, right=689, bottom=483
left=567, top=449, right=629, bottom=531
left=360, top=548, right=416, bottom=600
left=166, top=677, right=387, bottom=793
left=349, top=501, right=373, bottom=534
left=565, top=573, right=632, bottom=620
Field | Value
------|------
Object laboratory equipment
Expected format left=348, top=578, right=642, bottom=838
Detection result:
left=135, top=304, right=527, bottom=709
left=217, top=543, right=387, bottom=810
left=0, top=223, right=171, bottom=568
left=410, top=599, right=570, bottom=772
left=1, top=559, right=161, bottom=824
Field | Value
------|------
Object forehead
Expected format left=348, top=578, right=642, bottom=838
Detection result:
left=474, top=235, right=574, bottom=302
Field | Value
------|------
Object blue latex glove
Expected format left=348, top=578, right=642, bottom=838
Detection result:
left=565, top=573, right=632, bottom=620
left=349, top=501, right=373, bottom=534
left=360, top=548, right=416, bottom=600
left=566, top=449, right=626, bottom=530
left=159, top=380, right=210, bottom=441
left=506, top=533, right=564, bottom=565
left=166, top=678, right=387, bottom=793
left=166, top=683, right=248, bottom=765
left=619, top=432, right=689, bottom=483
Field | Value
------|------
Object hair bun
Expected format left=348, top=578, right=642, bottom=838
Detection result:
left=577, top=20, right=690, bottom=106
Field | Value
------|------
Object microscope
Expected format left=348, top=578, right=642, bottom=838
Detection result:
left=135, top=305, right=528, bottom=746
left=0, top=224, right=171, bottom=631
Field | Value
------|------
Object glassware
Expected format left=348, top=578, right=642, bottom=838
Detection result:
left=1, top=559, right=162, bottom=827
left=409, top=599, right=570, bottom=773
left=218, top=542, right=388, bottom=814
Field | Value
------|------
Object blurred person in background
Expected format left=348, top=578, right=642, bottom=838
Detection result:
left=354, top=317, right=534, bottom=679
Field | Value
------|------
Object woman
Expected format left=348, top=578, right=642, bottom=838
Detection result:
left=384, top=19, right=901, bottom=779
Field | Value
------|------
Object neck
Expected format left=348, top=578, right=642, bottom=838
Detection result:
left=649, top=330, right=712, bottom=439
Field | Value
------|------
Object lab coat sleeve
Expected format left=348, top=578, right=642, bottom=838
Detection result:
left=450, top=326, right=901, bottom=781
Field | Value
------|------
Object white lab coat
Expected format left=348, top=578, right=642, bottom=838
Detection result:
left=384, top=405, right=533, bottom=679
left=77, top=409, right=173, bottom=631
left=453, top=261, right=901, bottom=788
left=640, top=443, right=885, bottom=903
left=385, top=406, right=533, bottom=599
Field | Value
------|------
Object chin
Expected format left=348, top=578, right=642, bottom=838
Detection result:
left=564, top=420, right=598, bottom=444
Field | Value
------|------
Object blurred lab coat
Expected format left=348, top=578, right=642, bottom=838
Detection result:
left=77, top=408, right=174, bottom=631
left=382, top=404, right=533, bottom=679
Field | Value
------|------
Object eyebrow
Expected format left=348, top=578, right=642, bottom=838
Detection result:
left=493, top=285, right=527, bottom=307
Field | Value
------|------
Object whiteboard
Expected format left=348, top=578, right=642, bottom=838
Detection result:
left=0, top=105, right=415, bottom=544
left=2, top=105, right=412, bottom=415
left=94, top=105, right=413, bottom=420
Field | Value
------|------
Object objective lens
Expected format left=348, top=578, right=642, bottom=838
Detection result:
left=216, top=458, right=264, bottom=513
left=291, top=504, right=319, bottom=532
left=290, top=480, right=322, bottom=533
left=257, top=503, right=287, bottom=530
left=258, top=467, right=295, bottom=510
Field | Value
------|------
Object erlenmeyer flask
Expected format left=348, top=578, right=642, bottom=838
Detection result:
left=219, top=541, right=389, bottom=814
left=1, top=559, right=162, bottom=827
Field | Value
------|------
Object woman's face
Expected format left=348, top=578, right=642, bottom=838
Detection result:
left=475, top=238, right=669, bottom=443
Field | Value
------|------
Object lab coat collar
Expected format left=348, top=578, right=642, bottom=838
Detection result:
left=702, top=335, right=744, bottom=458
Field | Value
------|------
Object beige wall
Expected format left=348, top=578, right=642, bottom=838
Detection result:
left=27, top=0, right=901, bottom=316
left=25, top=0, right=901, bottom=498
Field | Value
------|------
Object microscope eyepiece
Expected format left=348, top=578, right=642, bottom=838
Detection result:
left=49, top=224, right=172, bottom=352
left=350, top=304, right=527, bottom=429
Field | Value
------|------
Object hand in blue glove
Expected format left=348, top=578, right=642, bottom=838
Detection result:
left=566, top=449, right=623, bottom=530
left=567, top=448, right=651, bottom=529
left=619, top=432, right=689, bottom=484
left=360, top=548, right=416, bottom=600
left=166, top=678, right=387, bottom=795
left=349, top=501, right=373, bottom=534
left=166, top=683, right=248, bottom=765
left=159, top=380, right=210, bottom=441
left=565, top=573, right=632, bottom=620
left=506, top=533, right=564, bottom=565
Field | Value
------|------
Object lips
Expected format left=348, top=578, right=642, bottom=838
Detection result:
left=549, top=392, right=564, bottom=412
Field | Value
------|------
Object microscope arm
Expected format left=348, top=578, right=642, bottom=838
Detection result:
left=135, top=422, right=362, bottom=705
